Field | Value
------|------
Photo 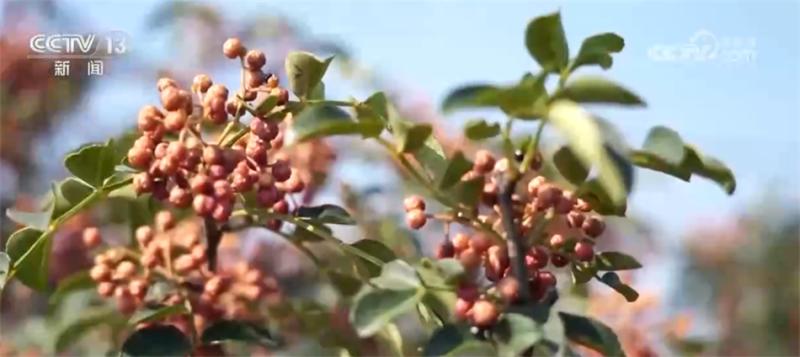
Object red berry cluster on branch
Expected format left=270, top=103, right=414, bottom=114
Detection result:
left=406, top=149, right=607, bottom=329
left=87, top=211, right=282, bottom=333
left=127, top=38, right=301, bottom=224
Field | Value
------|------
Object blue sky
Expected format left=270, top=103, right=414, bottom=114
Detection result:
left=10, top=0, right=799, bottom=239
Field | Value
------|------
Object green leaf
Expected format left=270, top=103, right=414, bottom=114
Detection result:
left=447, top=341, right=496, bottom=356
left=630, top=128, right=735, bottom=194
left=595, top=252, right=642, bottom=271
left=559, top=312, right=625, bottom=357
left=394, top=122, right=433, bottom=153
left=309, top=81, right=325, bottom=100
left=424, top=324, right=467, bottom=356
left=439, top=151, right=473, bottom=190
left=50, top=178, right=95, bottom=222
left=350, top=288, right=422, bottom=337
left=525, top=12, right=569, bottom=72
left=349, top=239, right=397, bottom=277
left=445, top=176, right=484, bottom=208
left=577, top=179, right=627, bottom=216
left=553, top=146, right=589, bottom=185
left=129, top=304, right=188, bottom=325
left=121, top=325, right=191, bottom=357
left=555, top=76, right=645, bottom=106
left=682, top=145, right=736, bottom=195
left=0, top=252, right=9, bottom=292
left=432, top=258, right=465, bottom=284
left=285, top=51, right=333, bottom=99
left=327, top=270, right=362, bottom=297
left=55, top=308, right=120, bottom=353
left=548, top=100, right=628, bottom=206
left=355, top=92, right=389, bottom=129
left=571, top=33, right=625, bottom=71
left=498, top=73, right=549, bottom=119
left=201, top=320, right=279, bottom=347
left=256, top=93, right=280, bottom=115
left=371, top=260, right=421, bottom=290
left=6, top=208, right=50, bottom=231
left=293, top=104, right=382, bottom=141
left=495, top=313, right=544, bottom=357
left=629, top=150, right=691, bottom=181
left=5, top=227, right=48, bottom=291
left=598, top=272, right=640, bottom=302
left=64, top=140, right=118, bottom=188
left=464, top=119, right=500, bottom=140
left=297, top=204, right=355, bottom=225
left=641, top=125, right=685, bottom=166
left=571, top=263, right=596, bottom=284
left=50, top=271, right=95, bottom=308
left=414, top=137, right=448, bottom=181
left=441, top=85, right=503, bottom=113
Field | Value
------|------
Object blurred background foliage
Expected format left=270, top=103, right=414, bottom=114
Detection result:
left=0, top=1, right=797, bottom=356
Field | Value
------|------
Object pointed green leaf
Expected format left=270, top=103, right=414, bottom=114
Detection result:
left=642, top=126, right=685, bottom=165
left=201, top=320, right=279, bottom=347
left=571, top=263, right=596, bottom=284
left=439, top=151, right=473, bottom=190
left=548, top=100, right=628, bottom=206
left=595, top=252, right=642, bottom=271
left=556, top=76, right=645, bottom=106
left=64, top=140, right=118, bottom=188
left=129, top=304, right=188, bottom=325
left=553, top=146, right=589, bottom=185
left=297, top=204, right=355, bottom=225
left=356, top=92, right=389, bottom=125
left=498, top=73, right=549, bottom=119
left=424, top=325, right=467, bottom=356
left=371, top=260, right=421, bottom=290
left=559, top=312, right=625, bottom=357
left=285, top=51, right=333, bottom=99
left=350, top=288, right=422, bottom=337
left=571, top=33, right=625, bottom=71
left=446, top=176, right=484, bottom=208
left=122, top=325, right=191, bottom=356
left=5, top=227, right=49, bottom=291
left=495, top=313, right=544, bottom=356
left=394, top=122, right=433, bottom=153
left=55, top=308, right=121, bottom=353
left=525, top=12, right=569, bottom=71
left=6, top=208, right=51, bottom=231
left=293, top=104, right=382, bottom=141
left=682, top=145, right=736, bottom=194
left=598, top=272, right=639, bottom=302
left=441, top=85, right=503, bottom=113
left=464, top=119, right=500, bottom=140
left=50, top=178, right=95, bottom=222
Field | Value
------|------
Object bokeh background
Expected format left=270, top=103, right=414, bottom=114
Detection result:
left=1, top=0, right=798, bottom=356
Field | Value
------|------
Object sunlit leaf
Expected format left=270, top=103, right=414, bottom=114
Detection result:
left=525, top=12, right=569, bottom=72
left=555, top=76, right=645, bottom=106
left=285, top=51, right=333, bottom=99
left=571, top=33, right=625, bottom=71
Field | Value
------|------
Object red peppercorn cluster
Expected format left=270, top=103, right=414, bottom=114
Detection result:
left=87, top=211, right=282, bottom=332
left=127, top=38, right=300, bottom=224
left=406, top=149, right=608, bottom=328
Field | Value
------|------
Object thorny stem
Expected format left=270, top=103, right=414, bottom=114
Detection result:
left=498, top=175, right=531, bottom=302
left=499, top=119, right=547, bottom=303
left=204, top=217, right=223, bottom=272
